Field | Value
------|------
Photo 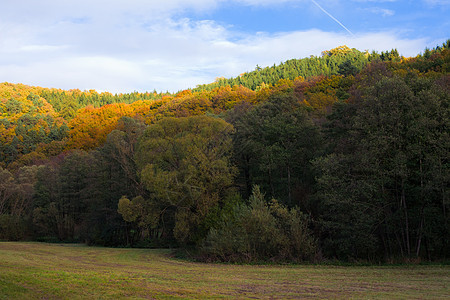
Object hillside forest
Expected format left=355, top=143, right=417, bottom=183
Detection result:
left=0, top=42, right=448, bottom=262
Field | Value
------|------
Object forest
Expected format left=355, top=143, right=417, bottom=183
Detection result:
left=0, top=42, right=448, bottom=263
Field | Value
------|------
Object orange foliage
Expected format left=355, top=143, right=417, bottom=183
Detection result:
left=35, top=141, right=67, bottom=158
left=8, top=151, right=46, bottom=171
left=321, top=45, right=352, bottom=57
left=210, top=85, right=257, bottom=112
left=294, top=75, right=342, bottom=110
left=66, top=99, right=169, bottom=150
left=0, top=82, right=56, bottom=121
left=0, top=124, right=16, bottom=144
left=175, top=89, right=193, bottom=98
left=67, top=103, right=132, bottom=150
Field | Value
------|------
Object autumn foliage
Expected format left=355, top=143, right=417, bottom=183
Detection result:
left=0, top=43, right=448, bottom=262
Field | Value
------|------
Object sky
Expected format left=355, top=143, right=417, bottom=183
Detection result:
left=0, top=0, right=448, bottom=93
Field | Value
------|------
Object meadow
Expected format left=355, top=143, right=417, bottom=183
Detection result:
left=0, top=242, right=448, bottom=299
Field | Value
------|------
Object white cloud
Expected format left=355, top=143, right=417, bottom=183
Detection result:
left=0, top=21, right=427, bottom=93
left=0, top=1, right=434, bottom=93
left=233, top=0, right=303, bottom=5
left=423, top=0, right=450, bottom=5
left=19, top=45, right=70, bottom=52
left=351, top=0, right=397, bottom=2
left=0, top=56, right=144, bottom=92
left=367, top=7, right=395, bottom=16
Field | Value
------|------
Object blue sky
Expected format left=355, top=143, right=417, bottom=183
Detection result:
left=0, top=0, right=448, bottom=93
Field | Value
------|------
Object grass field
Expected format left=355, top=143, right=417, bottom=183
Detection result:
left=0, top=242, right=448, bottom=299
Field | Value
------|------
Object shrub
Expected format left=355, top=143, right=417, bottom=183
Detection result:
left=202, top=186, right=317, bottom=262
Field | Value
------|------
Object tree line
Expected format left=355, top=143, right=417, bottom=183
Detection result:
left=193, top=45, right=401, bottom=92
left=0, top=42, right=448, bottom=262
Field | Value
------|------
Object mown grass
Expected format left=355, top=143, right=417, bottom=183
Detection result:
left=0, top=242, right=448, bottom=299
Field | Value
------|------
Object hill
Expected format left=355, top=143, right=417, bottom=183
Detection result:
left=0, top=41, right=448, bottom=263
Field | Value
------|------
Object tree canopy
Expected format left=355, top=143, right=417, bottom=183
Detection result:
left=0, top=41, right=448, bottom=262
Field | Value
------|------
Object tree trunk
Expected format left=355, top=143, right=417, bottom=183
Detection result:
left=244, top=155, right=252, bottom=198
left=416, top=215, right=424, bottom=257
left=416, top=157, right=424, bottom=257
left=401, top=179, right=410, bottom=256
left=268, top=167, right=275, bottom=198
left=287, top=164, right=292, bottom=206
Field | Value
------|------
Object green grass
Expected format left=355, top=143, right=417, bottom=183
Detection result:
left=0, top=242, right=448, bottom=299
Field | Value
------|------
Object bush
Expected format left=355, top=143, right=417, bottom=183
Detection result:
left=202, top=186, right=317, bottom=262
left=0, top=214, right=29, bottom=241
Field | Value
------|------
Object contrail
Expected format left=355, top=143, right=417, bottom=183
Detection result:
left=311, top=0, right=355, bottom=36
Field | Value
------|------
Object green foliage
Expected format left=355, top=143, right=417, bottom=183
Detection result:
left=118, top=195, right=159, bottom=228
left=39, top=89, right=168, bottom=114
left=203, top=185, right=317, bottom=262
left=5, top=98, right=23, bottom=115
left=194, top=46, right=369, bottom=92
left=0, top=165, right=39, bottom=240
left=0, top=167, right=15, bottom=215
left=80, top=118, right=146, bottom=246
left=118, top=196, right=138, bottom=222
left=131, top=115, right=236, bottom=245
left=0, top=214, right=29, bottom=240
left=230, top=92, right=321, bottom=205
left=315, top=72, right=449, bottom=261
left=0, top=42, right=448, bottom=263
